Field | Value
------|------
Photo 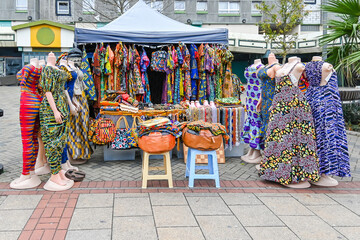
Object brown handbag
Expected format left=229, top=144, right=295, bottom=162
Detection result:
left=182, top=127, right=223, bottom=151
left=138, top=132, right=176, bottom=153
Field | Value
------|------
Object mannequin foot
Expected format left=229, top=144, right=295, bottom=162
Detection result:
left=311, top=174, right=339, bottom=187
left=283, top=181, right=311, bottom=189
left=255, top=164, right=261, bottom=171
left=44, top=175, right=74, bottom=192
left=242, top=155, right=262, bottom=164
left=10, top=174, right=41, bottom=189
left=66, top=161, right=79, bottom=171
left=35, top=163, right=51, bottom=175
left=70, top=158, right=88, bottom=165
left=59, top=170, right=72, bottom=182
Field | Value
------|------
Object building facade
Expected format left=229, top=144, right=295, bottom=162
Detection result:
left=0, top=0, right=331, bottom=77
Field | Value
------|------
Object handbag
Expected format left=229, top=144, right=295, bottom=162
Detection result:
left=89, top=115, right=116, bottom=145
left=138, top=132, right=175, bottom=153
left=182, top=127, right=223, bottom=151
left=111, top=116, right=130, bottom=150
left=150, top=50, right=167, bottom=72
left=126, top=116, right=142, bottom=148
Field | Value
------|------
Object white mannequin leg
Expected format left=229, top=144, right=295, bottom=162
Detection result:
left=10, top=173, right=41, bottom=189
left=284, top=181, right=311, bottom=189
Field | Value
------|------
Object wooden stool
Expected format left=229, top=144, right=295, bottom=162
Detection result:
left=185, top=148, right=220, bottom=188
left=142, top=151, right=173, bottom=189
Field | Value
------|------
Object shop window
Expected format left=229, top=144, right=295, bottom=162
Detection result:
left=83, top=0, right=95, bottom=14
left=174, top=1, right=185, bottom=11
left=304, top=0, right=316, bottom=4
left=218, top=1, right=240, bottom=15
left=16, top=0, right=28, bottom=11
left=301, top=24, right=320, bottom=32
left=56, top=0, right=71, bottom=16
left=148, top=1, right=163, bottom=12
left=251, top=1, right=261, bottom=16
left=197, top=1, right=208, bottom=13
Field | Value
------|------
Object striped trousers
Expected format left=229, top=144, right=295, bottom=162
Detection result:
left=19, top=91, right=42, bottom=175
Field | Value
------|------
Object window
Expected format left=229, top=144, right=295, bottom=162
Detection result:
left=301, top=25, right=320, bottom=32
left=149, top=1, right=163, bottom=11
left=83, top=0, right=95, bottom=13
left=16, top=0, right=28, bottom=11
left=56, top=0, right=71, bottom=15
left=197, top=1, right=207, bottom=12
left=174, top=1, right=185, bottom=11
left=218, top=1, right=239, bottom=14
left=251, top=1, right=261, bottom=15
left=304, top=0, right=316, bottom=4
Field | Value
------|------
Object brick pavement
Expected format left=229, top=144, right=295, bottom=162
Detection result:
left=1, top=86, right=360, bottom=183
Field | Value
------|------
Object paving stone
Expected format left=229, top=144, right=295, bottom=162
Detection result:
left=0, top=196, right=6, bottom=205
left=327, top=194, right=360, bottom=215
left=280, top=216, right=346, bottom=240
left=184, top=193, right=220, bottom=197
left=187, top=196, right=232, bottom=216
left=246, top=227, right=299, bottom=240
left=220, top=193, right=262, bottom=205
left=114, top=197, right=152, bottom=216
left=113, top=216, right=157, bottom=240
left=230, top=205, right=284, bottom=227
left=69, top=208, right=112, bottom=230
left=0, top=231, right=21, bottom=240
left=0, top=210, right=33, bottom=231
left=0, top=195, right=42, bottom=209
left=66, top=230, right=111, bottom=240
left=290, top=193, right=338, bottom=206
left=76, top=194, right=113, bottom=208
left=335, top=227, right=360, bottom=240
left=197, top=215, right=251, bottom=240
left=307, top=205, right=360, bottom=227
left=149, top=193, right=187, bottom=206
left=259, top=196, right=314, bottom=216
left=114, top=193, right=149, bottom=198
left=157, top=227, right=205, bottom=240
left=254, top=193, right=291, bottom=197
left=153, top=206, right=198, bottom=227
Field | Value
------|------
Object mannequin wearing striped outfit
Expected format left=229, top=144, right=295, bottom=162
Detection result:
left=10, top=58, right=42, bottom=189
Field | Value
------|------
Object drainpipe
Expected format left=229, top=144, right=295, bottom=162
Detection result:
left=321, top=0, right=328, bottom=60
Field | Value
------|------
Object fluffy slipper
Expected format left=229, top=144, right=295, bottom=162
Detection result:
left=65, top=170, right=86, bottom=182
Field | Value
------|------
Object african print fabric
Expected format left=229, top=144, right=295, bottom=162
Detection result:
left=80, top=48, right=96, bottom=101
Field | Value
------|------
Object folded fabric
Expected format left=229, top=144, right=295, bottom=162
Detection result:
left=100, top=106, right=120, bottom=111
left=179, top=120, right=229, bottom=140
left=100, top=101, right=119, bottom=106
left=119, top=103, right=138, bottom=113
left=215, top=97, right=241, bottom=106
left=139, top=117, right=170, bottom=128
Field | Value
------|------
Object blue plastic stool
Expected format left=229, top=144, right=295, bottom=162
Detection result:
left=185, top=148, right=220, bottom=188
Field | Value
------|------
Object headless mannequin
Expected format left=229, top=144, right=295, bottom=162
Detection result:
left=308, top=56, right=338, bottom=187
left=10, top=58, right=42, bottom=189
left=279, top=57, right=310, bottom=189
left=44, top=52, right=73, bottom=189
left=39, top=59, right=45, bottom=67
left=242, top=59, right=263, bottom=163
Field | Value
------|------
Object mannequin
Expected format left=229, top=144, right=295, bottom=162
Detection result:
left=252, top=54, right=281, bottom=165
left=66, top=52, right=93, bottom=166
left=203, top=100, right=209, bottom=106
left=305, top=59, right=351, bottom=187
left=210, top=100, right=217, bottom=123
left=39, top=52, right=74, bottom=191
left=259, top=57, right=320, bottom=189
left=10, top=58, right=42, bottom=189
left=39, top=59, right=46, bottom=67
left=241, top=59, right=264, bottom=163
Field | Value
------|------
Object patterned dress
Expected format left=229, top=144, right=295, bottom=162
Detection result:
left=39, top=66, right=69, bottom=175
left=68, top=69, right=93, bottom=160
left=258, top=64, right=277, bottom=142
left=241, top=64, right=264, bottom=150
left=259, top=63, right=320, bottom=185
left=305, top=61, right=351, bottom=177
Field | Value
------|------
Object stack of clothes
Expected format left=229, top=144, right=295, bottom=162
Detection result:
left=179, top=121, right=229, bottom=140
left=138, top=117, right=181, bottom=138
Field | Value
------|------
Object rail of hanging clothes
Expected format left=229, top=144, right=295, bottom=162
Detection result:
left=78, top=41, right=243, bottom=108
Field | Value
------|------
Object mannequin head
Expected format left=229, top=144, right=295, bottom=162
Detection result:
left=46, top=52, right=56, bottom=67
left=67, top=48, right=82, bottom=68
left=29, top=58, right=39, bottom=68
left=312, top=56, right=322, bottom=61
left=253, top=59, right=262, bottom=65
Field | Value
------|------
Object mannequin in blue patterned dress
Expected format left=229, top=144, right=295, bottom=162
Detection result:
left=305, top=56, right=350, bottom=186
left=241, top=59, right=264, bottom=163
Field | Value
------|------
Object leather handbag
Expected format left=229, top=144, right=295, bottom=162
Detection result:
left=138, top=132, right=175, bottom=153
left=182, top=127, right=223, bottom=151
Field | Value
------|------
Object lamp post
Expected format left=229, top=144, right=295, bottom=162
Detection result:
left=0, top=108, right=3, bottom=174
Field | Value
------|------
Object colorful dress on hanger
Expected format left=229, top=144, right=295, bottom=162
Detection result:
left=258, top=63, right=277, bottom=142
left=259, top=63, right=320, bottom=185
left=92, top=45, right=101, bottom=108
left=80, top=48, right=96, bottom=101
left=39, top=66, right=69, bottom=175
left=17, top=65, right=42, bottom=175
left=68, top=68, right=93, bottom=160
left=241, top=64, right=264, bottom=150
left=305, top=61, right=350, bottom=177
left=140, top=49, right=151, bottom=103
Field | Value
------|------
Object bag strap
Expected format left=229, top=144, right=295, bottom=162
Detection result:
left=116, top=116, right=130, bottom=129
left=131, top=116, right=142, bottom=128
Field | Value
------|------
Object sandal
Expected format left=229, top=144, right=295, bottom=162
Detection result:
left=65, top=170, right=86, bottom=182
